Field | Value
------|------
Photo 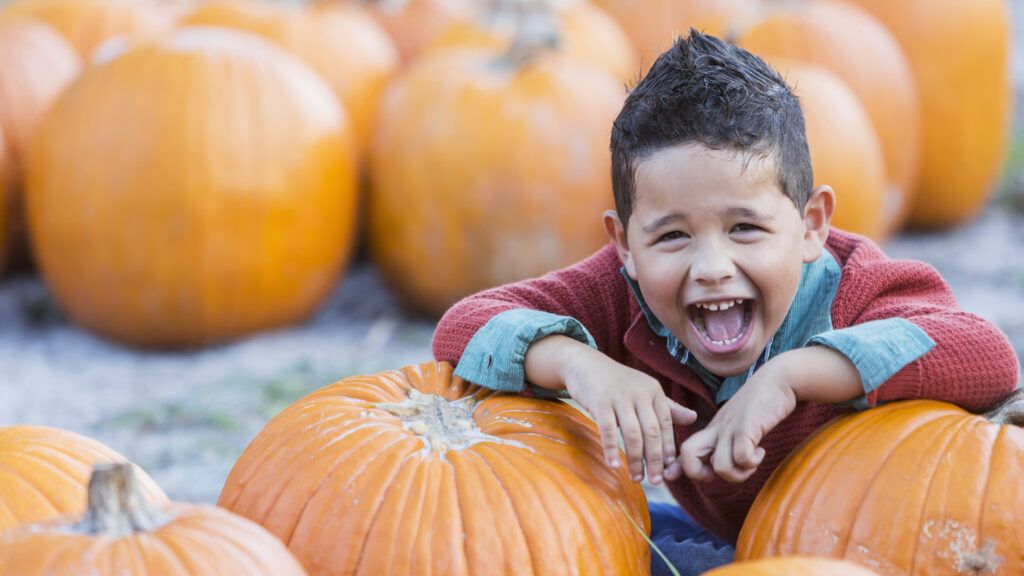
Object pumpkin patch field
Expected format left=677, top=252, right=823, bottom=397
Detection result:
left=0, top=0, right=1023, bottom=574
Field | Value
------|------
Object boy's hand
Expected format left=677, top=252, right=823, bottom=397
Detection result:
left=562, top=347, right=697, bottom=485
left=673, top=346, right=862, bottom=483
left=674, top=356, right=797, bottom=483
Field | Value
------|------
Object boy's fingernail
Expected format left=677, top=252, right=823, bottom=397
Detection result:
left=609, top=459, right=620, bottom=468
left=665, top=456, right=676, bottom=464
left=652, top=475, right=662, bottom=484
left=633, top=474, right=643, bottom=482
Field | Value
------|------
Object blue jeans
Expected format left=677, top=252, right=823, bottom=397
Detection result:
left=649, top=502, right=735, bottom=576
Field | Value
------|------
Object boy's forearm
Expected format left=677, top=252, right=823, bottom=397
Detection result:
left=773, top=346, right=862, bottom=404
left=523, top=334, right=603, bottom=391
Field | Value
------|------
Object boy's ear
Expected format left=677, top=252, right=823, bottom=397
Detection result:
left=801, top=185, right=835, bottom=263
left=603, top=210, right=637, bottom=278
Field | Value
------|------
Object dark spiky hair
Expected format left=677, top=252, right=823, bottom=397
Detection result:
left=610, top=30, right=812, bottom=225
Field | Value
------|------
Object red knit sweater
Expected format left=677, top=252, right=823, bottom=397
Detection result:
left=432, top=229, right=1020, bottom=542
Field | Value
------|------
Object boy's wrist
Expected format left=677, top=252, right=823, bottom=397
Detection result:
left=771, top=347, right=862, bottom=404
left=525, top=334, right=599, bottom=392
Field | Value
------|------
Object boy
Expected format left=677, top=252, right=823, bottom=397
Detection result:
left=432, top=31, right=1020, bottom=575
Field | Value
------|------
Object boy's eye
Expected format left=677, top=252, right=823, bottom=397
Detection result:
left=731, top=223, right=763, bottom=233
left=658, top=231, right=688, bottom=243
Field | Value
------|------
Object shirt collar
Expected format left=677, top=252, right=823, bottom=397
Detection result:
left=620, top=249, right=841, bottom=404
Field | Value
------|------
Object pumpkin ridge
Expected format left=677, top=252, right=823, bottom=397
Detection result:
left=497, top=445, right=620, bottom=571
left=272, top=425, right=405, bottom=544
left=144, top=530, right=192, bottom=574
left=909, top=412, right=978, bottom=569
left=0, top=467, right=65, bottom=521
left=7, top=448, right=100, bottom=498
left=286, top=431, right=415, bottom=548
left=446, top=454, right=472, bottom=575
left=963, top=420, right=1002, bottom=574
left=463, top=445, right=542, bottom=574
left=352, top=451, right=425, bottom=574
left=779, top=406, right=896, bottom=555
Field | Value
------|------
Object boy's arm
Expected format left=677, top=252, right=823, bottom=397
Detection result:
left=810, top=250, right=1020, bottom=411
left=432, top=244, right=634, bottom=388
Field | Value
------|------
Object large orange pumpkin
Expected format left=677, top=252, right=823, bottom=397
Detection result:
left=219, top=361, right=650, bottom=575
left=27, top=28, right=359, bottom=348
left=0, top=425, right=166, bottom=533
left=368, top=42, right=623, bottom=315
left=431, top=0, right=638, bottom=85
left=738, top=0, right=919, bottom=233
left=842, top=0, right=1011, bottom=229
left=773, top=60, right=887, bottom=241
left=592, top=0, right=763, bottom=74
left=182, top=0, right=399, bottom=155
left=0, top=463, right=307, bottom=575
left=737, top=391, right=1024, bottom=575
left=704, top=557, right=881, bottom=575
left=0, top=0, right=172, bottom=58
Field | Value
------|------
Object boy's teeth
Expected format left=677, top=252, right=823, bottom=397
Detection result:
left=697, top=299, right=741, bottom=312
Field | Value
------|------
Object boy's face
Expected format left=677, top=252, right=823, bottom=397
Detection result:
left=605, top=144, right=833, bottom=377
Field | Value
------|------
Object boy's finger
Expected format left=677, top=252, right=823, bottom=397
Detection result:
left=593, top=405, right=621, bottom=469
left=680, top=430, right=715, bottom=481
left=711, top=434, right=741, bottom=482
left=732, top=433, right=759, bottom=469
left=614, top=405, right=645, bottom=482
left=637, top=405, right=664, bottom=484
left=653, top=399, right=676, bottom=467
left=667, top=400, right=697, bottom=425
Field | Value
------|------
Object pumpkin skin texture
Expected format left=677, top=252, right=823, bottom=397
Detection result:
left=219, top=361, right=651, bottom=576
left=431, top=1, right=638, bottom=85
left=0, top=425, right=167, bottom=533
left=591, top=0, right=763, bottom=75
left=182, top=0, right=398, bottom=155
left=368, top=47, right=623, bottom=316
left=737, top=392, right=1024, bottom=575
left=26, top=28, right=358, bottom=348
left=0, top=0, right=172, bottom=58
left=738, top=0, right=919, bottom=234
left=842, top=0, right=1011, bottom=229
left=774, top=60, right=887, bottom=241
left=704, top=557, right=880, bottom=576
left=0, top=463, right=307, bottom=575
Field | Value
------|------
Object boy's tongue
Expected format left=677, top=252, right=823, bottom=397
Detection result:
left=704, top=306, right=745, bottom=341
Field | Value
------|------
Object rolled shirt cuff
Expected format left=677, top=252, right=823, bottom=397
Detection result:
left=454, top=308, right=597, bottom=398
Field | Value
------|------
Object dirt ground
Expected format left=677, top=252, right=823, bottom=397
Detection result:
left=3, top=6, right=1024, bottom=505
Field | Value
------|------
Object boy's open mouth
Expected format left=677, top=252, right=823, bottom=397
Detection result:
left=687, top=299, right=754, bottom=353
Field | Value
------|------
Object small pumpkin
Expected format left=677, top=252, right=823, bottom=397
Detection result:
left=738, top=0, right=919, bottom=234
left=0, top=463, right=307, bottom=575
left=737, top=391, right=1024, bottom=575
left=0, top=425, right=166, bottom=533
left=27, top=28, right=358, bottom=347
left=772, top=60, right=887, bottom=241
left=704, top=556, right=880, bottom=575
left=219, top=361, right=650, bottom=575
left=843, top=0, right=1012, bottom=229
left=182, top=0, right=399, bottom=155
left=0, top=0, right=172, bottom=58
left=369, top=29, right=624, bottom=315
left=431, top=0, right=637, bottom=85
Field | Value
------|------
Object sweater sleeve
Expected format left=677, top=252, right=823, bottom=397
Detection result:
left=829, top=240, right=1020, bottom=411
left=432, top=243, right=634, bottom=373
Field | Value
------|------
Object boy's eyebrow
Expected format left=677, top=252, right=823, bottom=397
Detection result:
left=642, top=213, right=687, bottom=234
left=724, top=207, right=772, bottom=221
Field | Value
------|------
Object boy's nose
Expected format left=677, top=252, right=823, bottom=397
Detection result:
left=691, top=244, right=736, bottom=285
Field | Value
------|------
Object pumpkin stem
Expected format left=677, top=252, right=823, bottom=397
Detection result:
left=495, top=0, right=561, bottom=68
left=78, top=463, right=166, bottom=536
left=983, top=389, right=1024, bottom=426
